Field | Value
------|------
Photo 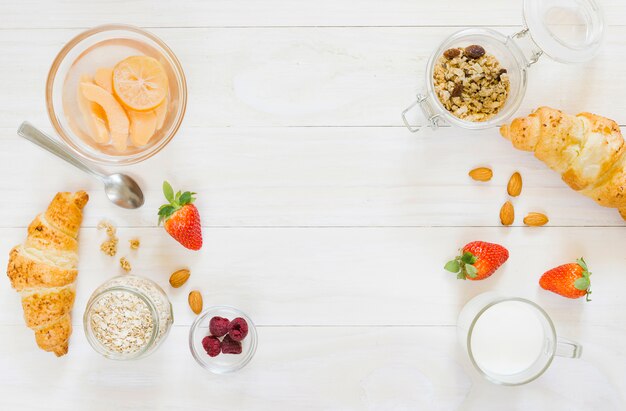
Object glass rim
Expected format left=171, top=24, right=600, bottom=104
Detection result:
left=83, top=284, right=162, bottom=360
left=465, top=296, right=557, bottom=386
left=45, top=24, right=187, bottom=166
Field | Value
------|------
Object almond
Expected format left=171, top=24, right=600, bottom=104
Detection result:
left=500, top=201, right=514, bottom=226
left=524, top=212, right=549, bottom=226
left=169, top=268, right=190, bottom=288
left=188, top=290, right=203, bottom=314
left=507, top=172, right=523, bottom=197
left=469, top=167, right=493, bottom=182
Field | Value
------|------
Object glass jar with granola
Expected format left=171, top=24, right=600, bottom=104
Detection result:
left=401, top=0, right=604, bottom=132
left=83, top=274, right=173, bottom=360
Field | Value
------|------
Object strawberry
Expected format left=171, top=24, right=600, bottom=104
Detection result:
left=444, top=241, right=509, bottom=280
left=158, top=181, right=203, bottom=250
left=539, top=258, right=592, bottom=301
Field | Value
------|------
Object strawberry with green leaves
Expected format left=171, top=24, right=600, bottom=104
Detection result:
left=539, top=258, right=592, bottom=301
left=445, top=241, right=509, bottom=280
left=158, top=181, right=203, bottom=251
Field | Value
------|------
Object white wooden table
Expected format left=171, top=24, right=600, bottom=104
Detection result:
left=1, top=1, right=625, bottom=409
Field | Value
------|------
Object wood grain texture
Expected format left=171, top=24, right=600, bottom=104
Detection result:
left=2, top=127, right=625, bottom=228
left=0, top=326, right=623, bottom=410
left=2, top=26, right=626, bottom=128
left=1, top=0, right=625, bottom=409
left=1, top=0, right=625, bottom=27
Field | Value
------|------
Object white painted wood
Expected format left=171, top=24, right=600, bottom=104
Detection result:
left=2, top=227, right=625, bottom=326
left=2, top=26, right=626, bottom=128
left=2, top=127, right=625, bottom=227
left=0, top=326, right=623, bottom=410
left=0, top=0, right=625, bottom=409
left=2, top=0, right=625, bottom=27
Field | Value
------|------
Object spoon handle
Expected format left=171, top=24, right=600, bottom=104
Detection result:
left=17, top=121, right=106, bottom=180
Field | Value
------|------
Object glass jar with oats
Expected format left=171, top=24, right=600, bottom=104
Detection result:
left=83, top=275, right=173, bottom=360
left=402, top=0, right=604, bottom=132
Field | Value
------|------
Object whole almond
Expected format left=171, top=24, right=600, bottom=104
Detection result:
left=469, top=167, right=493, bottom=182
left=188, top=291, right=203, bottom=314
left=524, top=212, right=549, bottom=226
left=507, top=172, right=523, bottom=197
left=500, top=201, right=515, bottom=226
left=169, top=269, right=190, bottom=288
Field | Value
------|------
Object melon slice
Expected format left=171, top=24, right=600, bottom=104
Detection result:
left=128, top=110, right=157, bottom=147
left=154, top=97, right=168, bottom=131
left=77, top=75, right=109, bottom=144
left=94, top=67, right=113, bottom=93
left=80, top=82, right=129, bottom=152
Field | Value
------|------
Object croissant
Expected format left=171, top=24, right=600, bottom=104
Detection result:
left=6, top=191, right=88, bottom=356
left=500, top=107, right=626, bottom=219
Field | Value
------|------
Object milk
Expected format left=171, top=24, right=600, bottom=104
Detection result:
left=470, top=300, right=546, bottom=376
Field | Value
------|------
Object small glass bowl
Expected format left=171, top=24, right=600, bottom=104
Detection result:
left=46, top=24, right=187, bottom=165
left=189, top=306, right=258, bottom=374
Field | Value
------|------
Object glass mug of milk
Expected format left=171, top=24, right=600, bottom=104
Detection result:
left=457, top=292, right=582, bottom=385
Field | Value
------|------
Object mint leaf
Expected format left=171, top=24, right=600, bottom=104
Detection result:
left=444, top=260, right=460, bottom=273
left=465, top=264, right=478, bottom=278
left=163, top=181, right=174, bottom=203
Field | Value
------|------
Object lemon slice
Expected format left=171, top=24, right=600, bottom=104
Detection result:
left=113, top=56, right=168, bottom=111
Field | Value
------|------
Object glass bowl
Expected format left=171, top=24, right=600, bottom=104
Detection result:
left=46, top=24, right=187, bottom=165
left=189, top=306, right=258, bottom=374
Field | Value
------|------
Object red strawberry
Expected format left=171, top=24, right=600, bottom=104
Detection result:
left=539, top=258, right=592, bottom=301
left=158, top=181, right=203, bottom=250
left=444, top=241, right=509, bottom=280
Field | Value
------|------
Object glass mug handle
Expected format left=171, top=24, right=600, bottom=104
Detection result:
left=555, top=337, right=583, bottom=359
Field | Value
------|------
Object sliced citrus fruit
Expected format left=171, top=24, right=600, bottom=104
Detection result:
left=113, top=56, right=168, bottom=111
left=154, top=96, right=168, bottom=130
left=80, top=82, right=129, bottom=152
left=77, top=75, right=109, bottom=144
left=94, top=67, right=113, bottom=93
left=128, top=110, right=157, bottom=147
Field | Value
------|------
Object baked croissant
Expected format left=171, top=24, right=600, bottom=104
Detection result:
left=500, top=107, right=626, bottom=219
left=6, top=191, right=88, bottom=356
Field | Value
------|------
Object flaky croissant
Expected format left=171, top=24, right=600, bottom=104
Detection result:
left=500, top=107, right=626, bottom=219
left=6, top=191, right=88, bottom=356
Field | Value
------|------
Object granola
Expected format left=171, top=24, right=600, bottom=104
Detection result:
left=129, top=238, right=140, bottom=250
left=98, top=220, right=119, bottom=256
left=434, top=45, right=509, bottom=122
left=120, top=257, right=132, bottom=272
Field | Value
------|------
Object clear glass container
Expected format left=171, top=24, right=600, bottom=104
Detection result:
left=84, top=275, right=174, bottom=360
left=46, top=24, right=187, bottom=165
left=189, top=306, right=258, bottom=374
left=402, top=0, right=604, bottom=132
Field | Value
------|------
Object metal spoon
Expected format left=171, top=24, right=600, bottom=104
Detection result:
left=17, top=121, right=145, bottom=209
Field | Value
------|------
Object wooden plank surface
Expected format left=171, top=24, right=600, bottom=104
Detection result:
left=2, top=26, right=626, bottom=129
left=0, top=0, right=625, bottom=409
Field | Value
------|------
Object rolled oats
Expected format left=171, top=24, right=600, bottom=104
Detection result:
left=98, top=220, right=119, bottom=256
left=434, top=45, right=510, bottom=122
left=90, top=290, right=153, bottom=354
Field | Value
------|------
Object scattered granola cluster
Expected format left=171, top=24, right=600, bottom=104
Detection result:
left=98, top=221, right=141, bottom=272
left=98, top=221, right=119, bottom=256
left=433, top=45, right=509, bottom=122
left=119, top=257, right=132, bottom=272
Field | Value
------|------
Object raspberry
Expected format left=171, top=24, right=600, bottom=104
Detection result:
left=221, top=335, right=242, bottom=354
left=201, top=335, right=221, bottom=357
left=209, top=316, right=230, bottom=337
left=228, top=317, right=249, bottom=341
